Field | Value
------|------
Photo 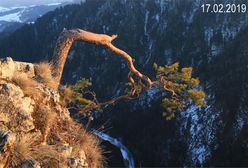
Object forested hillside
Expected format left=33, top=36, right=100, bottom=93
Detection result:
left=1, top=0, right=248, bottom=166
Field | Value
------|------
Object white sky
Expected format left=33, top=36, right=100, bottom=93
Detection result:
left=0, top=0, right=76, bottom=7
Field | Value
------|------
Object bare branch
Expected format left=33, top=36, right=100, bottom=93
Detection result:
left=51, top=28, right=152, bottom=90
left=78, top=94, right=137, bottom=115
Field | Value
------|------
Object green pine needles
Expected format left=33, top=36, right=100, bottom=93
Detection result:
left=69, top=62, right=206, bottom=120
left=69, top=78, right=100, bottom=114
left=153, top=63, right=206, bottom=120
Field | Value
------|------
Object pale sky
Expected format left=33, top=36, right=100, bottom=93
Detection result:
left=0, top=0, right=79, bottom=7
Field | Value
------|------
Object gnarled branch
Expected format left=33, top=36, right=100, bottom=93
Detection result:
left=51, top=28, right=152, bottom=90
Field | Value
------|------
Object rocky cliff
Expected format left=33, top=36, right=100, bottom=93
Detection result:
left=0, top=57, right=103, bottom=168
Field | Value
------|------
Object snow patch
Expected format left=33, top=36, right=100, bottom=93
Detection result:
left=144, top=10, right=149, bottom=37
left=46, top=3, right=62, bottom=6
left=221, top=27, right=238, bottom=41
left=179, top=99, right=220, bottom=166
left=236, top=116, right=245, bottom=131
left=0, top=11, right=23, bottom=22
left=164, top=49, right=172, bottom=64
left=144, top=41, right=153, bottom=65
left=0, top=7, right=10, bottom=13
left=155, top=0, right=168, bottom=14
left=211, top=44, right=221, bottom=57
left=155, top=14, right=159, bottom=22
left=186, top=0, right=201, bottom=24
left=204, top=28, right=213, bottom=46
left=137, top=87, right=160, bottom=108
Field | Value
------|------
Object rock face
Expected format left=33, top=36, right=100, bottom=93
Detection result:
left=0, top=57, right=103, bottom=168
left=0, top=83, right=35, bottom=132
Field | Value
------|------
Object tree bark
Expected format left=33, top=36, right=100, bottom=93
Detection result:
left=51, top=28, right=152, bottom=90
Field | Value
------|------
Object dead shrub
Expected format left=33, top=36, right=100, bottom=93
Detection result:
left=5, top=135, right=62, bottom=168
left=35, top=62, right=57, bottom=89
left=32, top=104, right=57, bottom=144
left=12, top=72, right=42, bottom=100
left=59, top=85, right=73, bottom=106
left=52, top=118, right=104, bottom=168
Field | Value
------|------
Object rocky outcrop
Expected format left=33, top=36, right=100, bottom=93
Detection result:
left=0, top=57, right=103, bottom=168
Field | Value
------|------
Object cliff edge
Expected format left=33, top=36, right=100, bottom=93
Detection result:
left=0, top=57, right=103, bottom=168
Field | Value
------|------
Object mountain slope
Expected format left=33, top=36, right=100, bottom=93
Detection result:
left=204, top=27, right=248, bottom=166
left=0, top=0, right=248, bottom=166
left=0, top=2, right=68, bottom=36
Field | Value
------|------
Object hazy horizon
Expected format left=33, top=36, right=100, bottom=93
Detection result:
left=0, top=0, right=81, bottom=7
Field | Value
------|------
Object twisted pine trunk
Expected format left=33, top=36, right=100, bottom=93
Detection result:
left=51, top=28, right=152, bottom=90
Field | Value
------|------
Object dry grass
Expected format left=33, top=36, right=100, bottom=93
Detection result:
left=35, top=62, right=57, bottom=89
left=32, top=104, right=57, bottom=144
left=5, top=136, right=34, bottom=167
left=81, top=133, right=104, bottom=168
left=12, top=72, right=43, bottom=100
left=1, top=98, right=104, bottom=167
left=33, top=104, right=104, bottom=167
left=59, top=85, right=73, bottom=106
left=31, top=145, right=63, bottom=168
left=5, top=135, right=62, bottom=168
left=13, top=62, right=57, bottom=91
left=51, top=117, right=104, bottom=168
